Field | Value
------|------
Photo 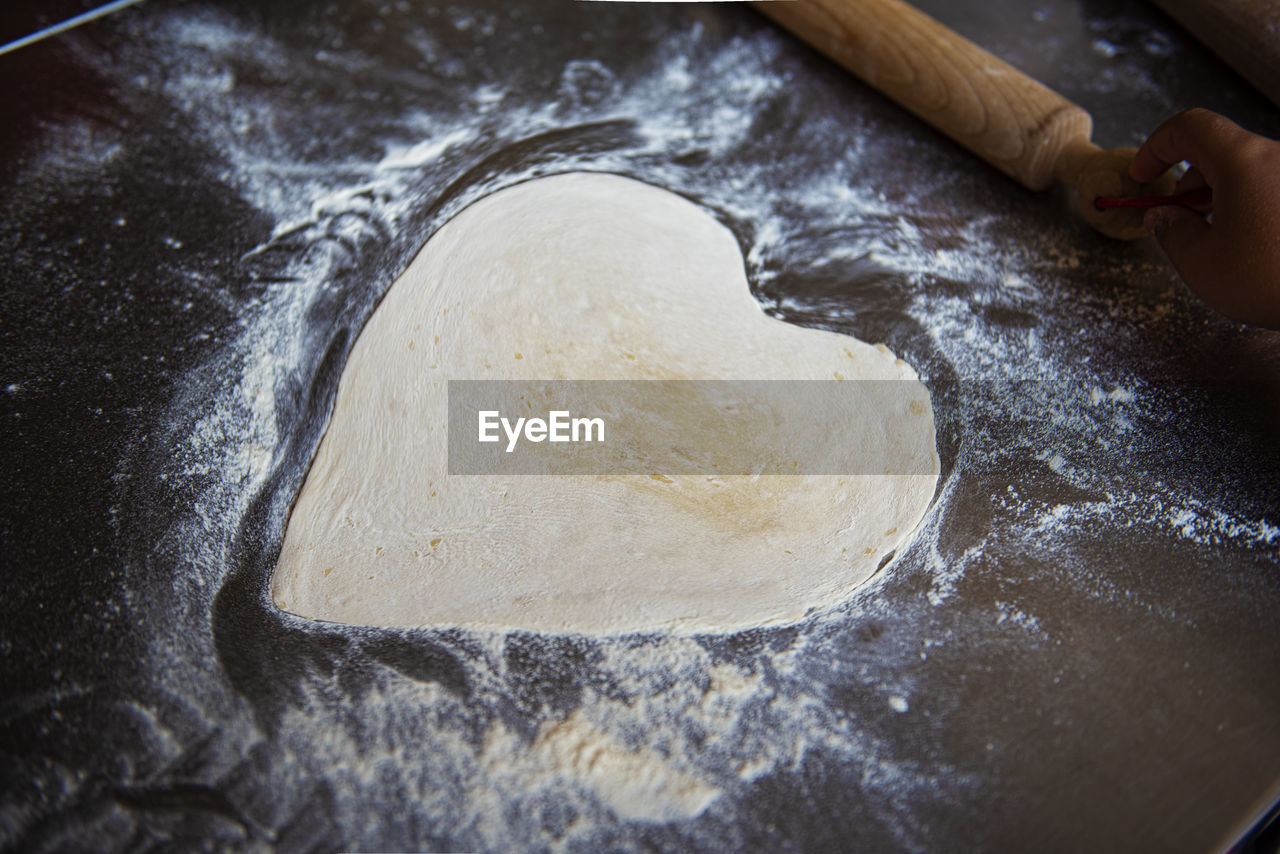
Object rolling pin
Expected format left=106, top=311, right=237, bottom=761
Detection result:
left=754, top=0, right=1176, bottom=239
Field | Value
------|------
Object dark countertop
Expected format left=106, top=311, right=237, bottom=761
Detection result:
left=2, top=1, right=1278, bottom=851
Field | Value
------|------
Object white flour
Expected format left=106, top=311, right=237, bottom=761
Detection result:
left=27, top=2, right=1276, bottom=849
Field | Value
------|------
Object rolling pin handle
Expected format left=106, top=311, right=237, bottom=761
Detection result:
left=755, top=0, right=1172, bottom=238
left=1053, top=135, right=1106, bottom=190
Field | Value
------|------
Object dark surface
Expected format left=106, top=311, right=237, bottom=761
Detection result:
left=2, top=0, right=1279, bottom=852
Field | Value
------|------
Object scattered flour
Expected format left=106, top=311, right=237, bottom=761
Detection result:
left=522, top=710, right=720, bottom=822
left=20, top=1, right=1274, bottom=849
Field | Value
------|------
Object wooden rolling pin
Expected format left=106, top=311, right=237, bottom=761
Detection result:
left=755, top=0, right=1175, bottom=239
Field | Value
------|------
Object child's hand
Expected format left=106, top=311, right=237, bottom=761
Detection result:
left=1130, top=108, right=1280, bottom=330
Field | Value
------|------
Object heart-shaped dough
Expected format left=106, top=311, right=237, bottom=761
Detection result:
left=272, top=172, right=939, bottom=634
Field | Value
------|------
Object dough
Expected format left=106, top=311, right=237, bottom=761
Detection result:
left=272, top=172, right=939, bottom=634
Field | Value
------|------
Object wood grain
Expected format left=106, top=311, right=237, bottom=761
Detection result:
left=755, top=0, right=1097, bottom=191
left=754, top=0, right=1184, bottom=238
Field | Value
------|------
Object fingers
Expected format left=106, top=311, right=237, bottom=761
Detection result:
left=1174, top=167, right=1213, bottom=214
left=1129, top=108, right=1250, bottom=185
left=1174, top=166, right=1207, bottom=193
left=1144, top=204, right=1215, bottom=291
left=1129, top=109, right=1280, bottom=329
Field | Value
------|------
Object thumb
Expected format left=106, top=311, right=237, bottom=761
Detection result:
left=1145, top=205, right=1215, bottom=290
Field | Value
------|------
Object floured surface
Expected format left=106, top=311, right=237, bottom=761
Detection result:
left=273, top=173, right=938, bottom=633
left=520, top=709, right=720, bottom=822
left=7, top=2, right=1280, bottom=851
